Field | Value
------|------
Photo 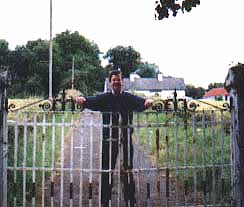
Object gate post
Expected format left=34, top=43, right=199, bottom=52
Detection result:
left=225, top=64, right=244, bottom=207
left=0, top=71, right=8, bottom=207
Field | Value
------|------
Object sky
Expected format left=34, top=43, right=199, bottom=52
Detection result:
left=1, top=0, right=244, bottom=88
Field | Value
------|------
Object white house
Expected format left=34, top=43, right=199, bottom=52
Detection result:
left=104, top=73, right=186, bottom=99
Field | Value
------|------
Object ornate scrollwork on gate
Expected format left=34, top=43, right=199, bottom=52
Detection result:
left=186, top=100, right=199, bottom=112
left=222, top=102, right=230, bottom=111
left=151, top=97, right=231, bottom=113
left=8, top=103, right=16, bottom=112
left=38, top=89, right=84, bottom=112
left=152, top=98, right=199, bottom=112
left=39, top=97, right=82, bottom=112
left=39, top=99, right=53, bottom=111
left=7, top=89, right=83, bottom=112
left=151, top=99, right=165, bottom=112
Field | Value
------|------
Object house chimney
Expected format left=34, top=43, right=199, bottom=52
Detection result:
left=158, top=73, right=163, bottom=81
left=130, top=73, right=140, bottom=81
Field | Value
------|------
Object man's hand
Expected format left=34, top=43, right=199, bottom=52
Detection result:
left=76, top=96, right=87, bottom=106
left=144, top=99, right=153, bottom=108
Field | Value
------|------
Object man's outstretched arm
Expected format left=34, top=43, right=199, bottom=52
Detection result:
left=76, top=95, right=105, bottom=111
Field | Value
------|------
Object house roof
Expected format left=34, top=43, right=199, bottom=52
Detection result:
left=203, top=87, right=229, bottom=97
left=104, top=76, right=185, bottom=92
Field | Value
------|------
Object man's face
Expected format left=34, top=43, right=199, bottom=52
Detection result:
left=109, top=74, right=122, bottom=94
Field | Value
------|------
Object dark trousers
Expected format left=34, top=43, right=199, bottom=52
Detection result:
left=101, top=133, right=136, bottom=206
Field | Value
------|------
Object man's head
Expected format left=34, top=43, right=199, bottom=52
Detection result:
left=108, top=70, right=123, bottom=95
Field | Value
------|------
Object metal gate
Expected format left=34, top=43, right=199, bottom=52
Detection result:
left=2, top=97, right=232, bottom=207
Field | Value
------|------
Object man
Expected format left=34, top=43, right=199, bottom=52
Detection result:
left=76, top=70, right=152, bottom=206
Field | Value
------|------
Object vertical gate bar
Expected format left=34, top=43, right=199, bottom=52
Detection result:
left=41, top=113, right=46, bottom=207
left=155, top=113, right=161, bottom=205
left=145, top=113, right=150, bottom=157
left=155, top=114, right=159, bottom=168
left=220, top=110, right=225, bottom=205
left=109, top=113, right=112, bottom=207
left=202, top=111, right=207, bottom=206
left=145, top=113, right=150, bottom=206
left=0, top=71, right=8, bottom=207
left=135, top=113, right=141, bottom=206
left=50, top=114, right=56, bottom=207
left=3, top=95, right=8, bottom=207
left=13, top=113, right=19, bottom=207
left=32, top=113, right=37, bottom=207
left=127, top=113, right=131, bottom=168
left=192, top=113, right=197, bottom=203
left=231, top=104, right=234, bottom=207
left=165, top=112, right=169, bottom=207
left=60, top=115, right=65, bottom=207
left=70, top=115, right=74, bottom=207
left=117, top=113, right=121, bottom=207
left=23, top=113, right=27, bottom=207
left=127, top=113, right=131, bottom=207
left=183, top=109, right=189, bottom=206
left=146, top=182, right=150, bottom=200
left=211, top=110, right=216, bottom=205
left=79, top=113, right=84, bottom=207
left=174, top=111, right=179, bottom=206
left=89, top=114, right=93, bottom=206
left=99, top=112, right=103, bottom=207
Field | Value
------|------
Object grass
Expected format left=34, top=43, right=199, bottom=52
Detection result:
left=133, top=107, right=232, bottom=204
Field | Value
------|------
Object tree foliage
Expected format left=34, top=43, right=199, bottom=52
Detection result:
left=6, top=39, right=62, bottom=96
left=1, top=31, right=105, bottom=97
left=155, top=0, right=200, bottom=20
left=207, top=82, right=224, bottom=91
left=185, top=84, right=205, bottom=99
left=0, top=39, right=9, bottom=66
left=54, top=30, right=104, bottom=95
left=104, top=46, right=141, bottom=78
left=135, top=62, right=159, bottom=78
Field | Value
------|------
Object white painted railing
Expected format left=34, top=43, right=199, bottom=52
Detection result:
left=4, top=108, right=232, bottom=207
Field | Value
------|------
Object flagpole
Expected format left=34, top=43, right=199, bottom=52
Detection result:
left=71, top=56, right=74, bottom=90
left=49, top=0, right=53, bottom=99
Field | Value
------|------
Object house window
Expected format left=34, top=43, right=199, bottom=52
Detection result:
left=150, top=89, right=161, bottom=92
left=215, top=96, right=223, bottom=101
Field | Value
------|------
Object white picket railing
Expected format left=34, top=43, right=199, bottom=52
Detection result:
left=4, top=108, right=232, bottom=207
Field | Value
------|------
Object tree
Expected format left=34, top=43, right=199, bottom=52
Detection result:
left=104, top=46, right=141, bottom=78
left=134, top=62, right=159, bottom=78
left=3, top=31, right=105, bottom=97
left=207, top=82, right=224, bottom=91
left=0, top=39, right=9, bottom=66
left=185, top=84, right=205, bottom=99
left=155, top=0, right=200, bottom=20
left=54, top=30, right=105, bottom=95
left=6, top=45, right=37, bottom=96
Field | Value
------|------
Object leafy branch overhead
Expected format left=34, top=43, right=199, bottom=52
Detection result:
left=155, top=0, right=200, bottom=20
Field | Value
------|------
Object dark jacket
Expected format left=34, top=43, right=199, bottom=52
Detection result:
left=84, top=91, right=146, bottom=139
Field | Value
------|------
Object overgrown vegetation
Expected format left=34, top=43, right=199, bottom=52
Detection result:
left=133, top=103, right=231, bottom=204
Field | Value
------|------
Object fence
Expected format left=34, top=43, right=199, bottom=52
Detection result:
left=2, top=102, right=232, bottom=206
left=2, top=66, right=244, bottom=206
left=6, top=108, right=232, bottom=207
left=0, top=71, right=8, bottom=207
